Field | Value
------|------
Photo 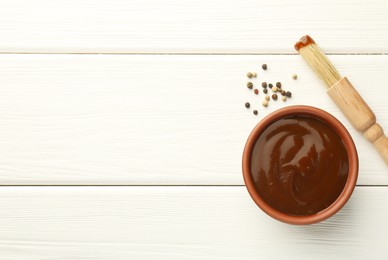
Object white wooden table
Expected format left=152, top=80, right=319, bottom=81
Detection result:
left=1, top=0, right=388, bottom=258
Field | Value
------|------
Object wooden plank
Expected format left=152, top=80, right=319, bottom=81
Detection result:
left=0, top=54, right=387, bottom=185
left=0, top=0, right=387, bottom=53
left=0, top=186, right=387, bottom=259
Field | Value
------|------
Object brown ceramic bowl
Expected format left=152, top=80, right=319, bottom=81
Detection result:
left=242, top=106, right=358, bottom=225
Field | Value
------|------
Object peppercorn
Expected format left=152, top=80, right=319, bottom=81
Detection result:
left=247, top=72, right=253, bottom=78
left=262, top=100, right=269, bottom=107
left=292, top=74, right=297, bottom=80
left=263, top=88, right=268, bottom=94
left=268, top=83, right=273, bottom=89
left=286, top=91, right=292, bottom=98
left=254, top=89, right=259, bottom=95
left=272, top=86, right=278, bottom=92
left=281, top=90, right=286, bottom=96
left=253, top=110, right=258, bottom=115
left=272, top=94, right=278, bottom=100
left=245, top=102, right=250, bottom=108
left=282, top=96, right=287, bottom=102
left=262, top=82, right=267, bottom=88
left=276, top=82, right=281, bottom=88
left=265, top=95, right=270, bottom=101
left=247, top=82, right=253, bottom=89
left=252, top=72, right=257, bottom=78
left=262, top=64, right=267, bottom=70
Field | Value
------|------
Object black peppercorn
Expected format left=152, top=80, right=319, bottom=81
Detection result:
left=263, top=88, right=268, bottom=94
left=245, top=102, right=250, bottom=108
left=253, top=110, right=258, bottom=115
left=247, top=82, right=253, bottom=89
left=262, top=64, right=267, bottom=70
left=272, top=94, right=278, bottom=100
left=276, top=82, right=281, bottom=88
left=281, top=90, right=286, bottom=96
left=262, top=82, right=267, bottom=88
left=286, top=91, right=292, bottom=98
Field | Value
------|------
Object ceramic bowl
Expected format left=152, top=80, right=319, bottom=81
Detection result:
left=242, top=106, right=358, bottom=225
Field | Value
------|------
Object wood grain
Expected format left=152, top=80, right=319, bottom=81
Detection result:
left=328, top=77, right=388, bottom=165
left=0, top=1, right=386, bottom=257
left=0, top=186, right=386, bottom=259
left=1, top=54, right=388, bottom=185
left=0, top=0, right=387, bottom=53
left=328, top=77, right=376, bottom=132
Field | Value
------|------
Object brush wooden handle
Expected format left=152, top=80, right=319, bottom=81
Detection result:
left=327, top=77, right=388, bottom=164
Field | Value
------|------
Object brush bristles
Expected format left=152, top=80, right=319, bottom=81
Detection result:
left=298, top=43, right=341, bottom=88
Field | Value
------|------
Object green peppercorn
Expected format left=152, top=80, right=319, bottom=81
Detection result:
left=247, top=82, right=253, bottom=89
left=268, top=83, right=273, bottom=89
left=247, top=72, right=253, bottom=78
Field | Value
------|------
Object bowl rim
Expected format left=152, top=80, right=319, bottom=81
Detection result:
left=242, top=105, right=359, bottom=225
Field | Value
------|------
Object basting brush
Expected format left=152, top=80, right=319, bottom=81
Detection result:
left=295, top=35, right=388, bottom=165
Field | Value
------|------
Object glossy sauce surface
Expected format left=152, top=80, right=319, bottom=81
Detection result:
left=251, top=116, right=349, bottom=216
